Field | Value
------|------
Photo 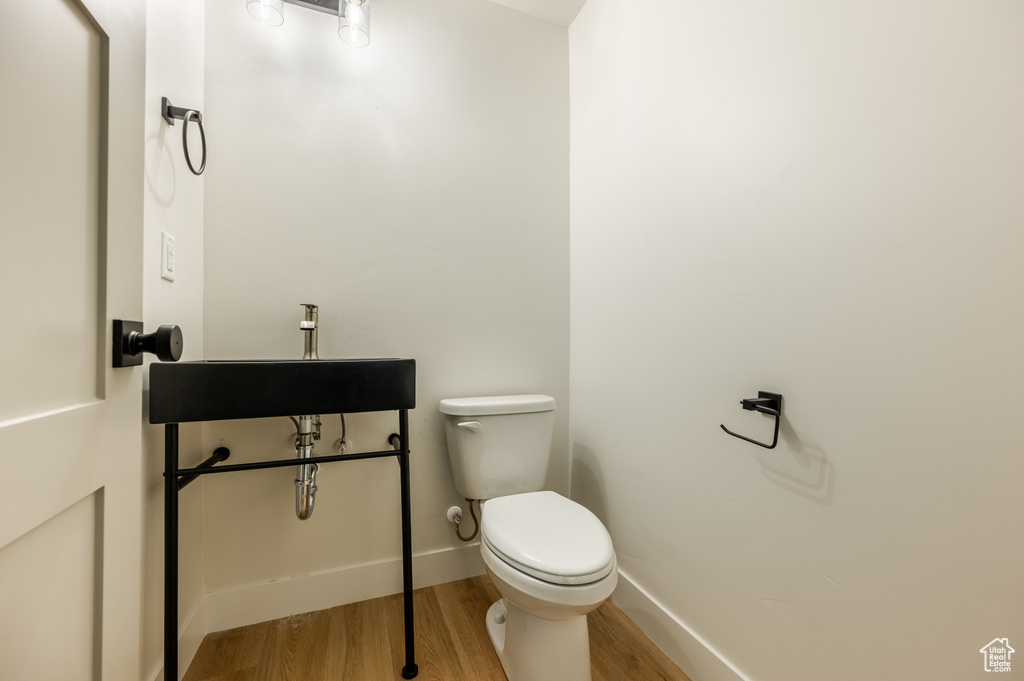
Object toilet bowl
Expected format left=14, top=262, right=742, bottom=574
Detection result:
left=479, top=492, right=617, bottom=681
left=440, top=394, right=616, bottom=681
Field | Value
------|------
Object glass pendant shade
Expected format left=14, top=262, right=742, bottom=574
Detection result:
left=246, top=0, right=284, bottom=27
left=338, top=0, right=370, bottom=48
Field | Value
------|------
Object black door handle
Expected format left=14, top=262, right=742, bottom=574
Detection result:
left=113, top=320, right=183, bottom=367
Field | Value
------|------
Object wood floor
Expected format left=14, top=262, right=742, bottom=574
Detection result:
left=183, top=575, right=691, bottom=681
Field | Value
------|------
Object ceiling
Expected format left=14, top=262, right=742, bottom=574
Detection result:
left=484, top=0, right=587, bottom=26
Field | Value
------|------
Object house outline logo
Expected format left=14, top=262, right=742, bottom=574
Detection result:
left=980, top=638, right=1014, bottom=672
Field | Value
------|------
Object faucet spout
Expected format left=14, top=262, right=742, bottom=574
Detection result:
left=300, top=303, right=319, bottom=360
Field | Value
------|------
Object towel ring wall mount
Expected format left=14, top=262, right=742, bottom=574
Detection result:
left=161, top=97, right=206, bottom=176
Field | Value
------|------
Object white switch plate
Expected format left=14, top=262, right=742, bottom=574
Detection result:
left=161, top=230, right=176, bottom=282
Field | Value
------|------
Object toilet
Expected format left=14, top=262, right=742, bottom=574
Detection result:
left=439, top=395, right=617, bottom=681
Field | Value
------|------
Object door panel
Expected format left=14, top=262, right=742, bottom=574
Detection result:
left=0, top=0, right=145, bottom=679
left=0, top=0, right=103, bottom=423
left=0, top=493, right=101, bottom=681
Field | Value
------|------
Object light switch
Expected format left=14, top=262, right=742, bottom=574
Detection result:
left=161, top=230, right=176, bottom=282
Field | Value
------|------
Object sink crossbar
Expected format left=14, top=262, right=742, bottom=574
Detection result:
left=174, top=446, right=401, bottom=478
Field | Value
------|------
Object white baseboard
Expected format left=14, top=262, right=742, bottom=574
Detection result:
left=178, top=595, right=207, bottom=680
left=147, top=594, right=207, bottom=681
left=611, top=568, right=753, bottom=681
left=205, top=543, right=486, bottom=633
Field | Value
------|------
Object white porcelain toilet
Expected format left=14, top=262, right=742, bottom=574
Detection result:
left=439, top=395, right=617, bottom=681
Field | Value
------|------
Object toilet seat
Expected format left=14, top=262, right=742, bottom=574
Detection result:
left=481, top=491, right=615, bottom=586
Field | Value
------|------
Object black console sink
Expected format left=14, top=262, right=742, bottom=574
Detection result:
left=149, top=358, right=416, bottom=424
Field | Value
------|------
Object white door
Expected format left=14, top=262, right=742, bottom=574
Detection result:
left=0, top=0, right=145, bottom=679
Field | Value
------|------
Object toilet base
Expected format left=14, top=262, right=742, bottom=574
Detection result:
left=485, top=598, right=592, bottom=681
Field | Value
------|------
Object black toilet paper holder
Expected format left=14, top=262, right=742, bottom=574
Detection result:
left=721, top=391, right=783, bottom=449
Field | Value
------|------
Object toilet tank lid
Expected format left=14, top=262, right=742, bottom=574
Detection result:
left=439, top=394, right=555, bottom=416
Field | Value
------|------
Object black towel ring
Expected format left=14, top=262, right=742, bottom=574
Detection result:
left=180, top=110, right=206, bottom=176
left=161, top=97, right=207, bottom=176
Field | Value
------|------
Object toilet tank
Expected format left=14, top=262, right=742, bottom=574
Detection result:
left=439, top=395, right=556, bottom=500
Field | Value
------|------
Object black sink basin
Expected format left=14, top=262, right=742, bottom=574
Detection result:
left=149, top=358, right=416, bottom=424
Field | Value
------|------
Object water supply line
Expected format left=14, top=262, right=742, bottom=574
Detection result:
left=448, top=499, right=480, bottom=542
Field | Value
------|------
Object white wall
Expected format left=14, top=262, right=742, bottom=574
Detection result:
left=569, top=1, right=1024, bottom=680
left=142, top=0, right=206, bottom=677
left=200, top=0, right=569, bottom=625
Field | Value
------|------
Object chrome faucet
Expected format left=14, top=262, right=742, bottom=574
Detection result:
left=300, top=303, right=319, bottom=360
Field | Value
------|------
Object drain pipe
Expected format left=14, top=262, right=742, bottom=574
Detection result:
left=295, top=303, right=321, bottom=520
left=295, top=414, right=320, bottom=520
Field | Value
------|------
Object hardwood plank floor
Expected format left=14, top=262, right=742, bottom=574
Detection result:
left=184, top=575, right=691, bottom=681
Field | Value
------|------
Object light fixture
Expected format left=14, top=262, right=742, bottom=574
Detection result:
left=245, top=0, right=371, bottom=48
left=338, top=0, right=371, bottom=48
left=246, top=0, right=284, bottom=27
